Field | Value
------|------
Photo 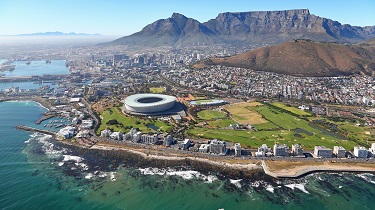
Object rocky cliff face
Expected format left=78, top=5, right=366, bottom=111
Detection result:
left=204, top=9, right=375, bottom=43
left=107, top=9, right=375, bottom=46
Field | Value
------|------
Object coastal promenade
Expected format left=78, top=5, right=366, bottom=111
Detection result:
left=262, top=160, right=375, bottom=178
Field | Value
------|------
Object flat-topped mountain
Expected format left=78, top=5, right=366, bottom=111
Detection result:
left=106, top=9, right=375, bottom=46
left=192, top=40, right=375, bottom=77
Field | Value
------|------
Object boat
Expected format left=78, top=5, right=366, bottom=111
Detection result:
left=46, top=60, right=51, bottom=64
left=26, top=61, right=31, bottom=65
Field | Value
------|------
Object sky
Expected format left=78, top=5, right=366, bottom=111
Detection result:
left=0, top=0, right=374, bottom=36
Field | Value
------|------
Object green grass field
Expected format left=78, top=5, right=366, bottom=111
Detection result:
left=253, top=105, right=314, bottom=131
left=194, top=99, right=214, bottom=105
left=149, top=87, right=165, bottom=93
left=197, top=110, right=226, bottom=120
left=186, top=127, right=356, bottom=150
left=207, top=119, right=237, bottom=128
left=271, top=102, right=312, bottom=116
left=223, top=102, right=267, bottom=124
left=187, top=103, right=359, bottom=150
left=97, top=107, right=173, bottom=134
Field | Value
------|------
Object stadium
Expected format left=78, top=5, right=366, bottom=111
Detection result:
left=123, top=93, right=177, bottom=115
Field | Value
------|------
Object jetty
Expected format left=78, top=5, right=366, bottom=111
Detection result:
left=15, top=125, right=56, bottom=136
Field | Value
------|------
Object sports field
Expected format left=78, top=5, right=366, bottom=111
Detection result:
left=149, top=87, right=165, bottom=93
left=223, top=102, right=267, bottom=124
left=197, top=110, right=226, bottom=120
left=271, top=102, right=312, bottom=116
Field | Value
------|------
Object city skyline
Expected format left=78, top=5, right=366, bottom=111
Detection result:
left=0, top=0, right=374, bottom=36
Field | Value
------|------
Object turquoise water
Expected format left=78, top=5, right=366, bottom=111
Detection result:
left=0, top=58, right=6, bottom=64
left=3, top=60, right=68, bottom=77
left=1, top=101, right=375, bottom=209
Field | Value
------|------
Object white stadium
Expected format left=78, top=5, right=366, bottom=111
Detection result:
left=124, top=93, right=177, bottom=114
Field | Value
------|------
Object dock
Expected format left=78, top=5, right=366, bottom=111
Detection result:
left=15, top=125, right=56, bottom=136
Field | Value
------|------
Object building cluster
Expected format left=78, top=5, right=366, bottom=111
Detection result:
left=163, top=66, right=375, bottom=106
left=100, top=128, right=175, bottom=146
left=252, top=143, right=375, bottom=159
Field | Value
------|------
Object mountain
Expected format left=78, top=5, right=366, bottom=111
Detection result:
left=192, top=40, right=375, bottom=77
left=106, top=9, right=375, bottom=46
left=16, top=31, right=101, bottom=36
left=109, top=13, right=218, bottom=46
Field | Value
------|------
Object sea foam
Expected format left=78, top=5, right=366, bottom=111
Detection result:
left=138, top=167, right=218, bottom=183
left=285, top=183, right=309, bottom=194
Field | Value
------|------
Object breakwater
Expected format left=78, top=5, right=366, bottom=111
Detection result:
left=15, top=125, right=56, bottom=136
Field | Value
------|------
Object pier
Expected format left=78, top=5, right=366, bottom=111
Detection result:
left=15, top=125, right=56, bottom=136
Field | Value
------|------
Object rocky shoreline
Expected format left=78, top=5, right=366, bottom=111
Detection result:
left=54, top=138, right=375, bottom=180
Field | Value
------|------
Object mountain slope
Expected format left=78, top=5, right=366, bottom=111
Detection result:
left=193, top=40, right=375, bottom=77
left=109, top=13, right=219, bottom=46
left=106, top=9, right=375, bottom=47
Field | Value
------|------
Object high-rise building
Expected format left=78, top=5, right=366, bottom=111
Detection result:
left=164, top=135, right=174, bottom=147
left=292, top=144, right=303, bottom=156
left=273, top=144, right=289, bottom=156
left=209, top=139, right=226, bottom=154
left=234, top=143, right=241, bottom=157
left=354, top=146, right=368, bottom=158
left=314, top=146, right=332, bottom=158
left=333, top=146, right=346, bottom=158
left=258, top=144, right=269, bottom=153
left=369, top=143, right=375, bottom=156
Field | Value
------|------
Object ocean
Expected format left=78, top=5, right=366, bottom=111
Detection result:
left=0, top=59, right=66, bottom=91
left=1, top=100, right=375, bottom=210
left=3, top=60, right=68, bottom=77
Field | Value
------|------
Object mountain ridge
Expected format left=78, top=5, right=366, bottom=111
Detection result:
left=106, top=9, right=375, bottom=46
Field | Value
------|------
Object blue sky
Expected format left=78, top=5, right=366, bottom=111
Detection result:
left=0, top=0, right=374, bottom=36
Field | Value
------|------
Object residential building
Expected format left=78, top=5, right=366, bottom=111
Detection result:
left=314, top=146, right=332, bottom=158
left=132, top=132, right=142, bottom=142
left=209, top=139, right=226, bottom=154
left=164, top=135, right=174, bottom=147
left=81, top=119, right=94, bottom=129
left=369, top=143, right=375, bottom=156
left=110, top=131, right=123, bottom=140
left=258, top=144, right=269, bottom=153
left=273, top=144, right=289, bottom=157
left=57, top=126, right=76, bottom=139
left=182, top=139, right=191, bottom=150
left=292, top=144, right=304, bottom=156
left=140, top=134, right=158, bottom=144
left=199, top=144, right=210, bottom=153
left=354, top=146, right=368, bottom=158
left=100, top=129, right=112, bottom=138
left=333, top=146, right=346, bottom=158
left=234, top=143, right=241, bottom=157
